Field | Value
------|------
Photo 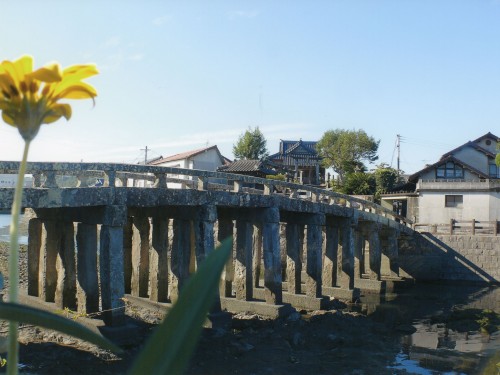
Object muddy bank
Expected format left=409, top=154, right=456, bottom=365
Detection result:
left=0, top=241, right=498, bottom=374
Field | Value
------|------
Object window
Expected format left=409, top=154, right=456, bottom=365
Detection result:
left=436, top=162, right=464, bottom=179
left=489, top=163, right=498, bottom=178
left=445, top=195, right=463, bottom=208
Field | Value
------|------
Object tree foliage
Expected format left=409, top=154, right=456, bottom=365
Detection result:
left=316, top=129, right=379, bottom=182
left=373, top=164, right=400, bottom=194
left=233, top=126, right=269, bottom=160
left=341, top=172, right=376, bottom=195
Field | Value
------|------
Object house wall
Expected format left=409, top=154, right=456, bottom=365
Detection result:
left=418, top=191, right=496, bottom=223
left=192, top=148, right=224, bottom=171
left=477, top=137, right=498, bottom=154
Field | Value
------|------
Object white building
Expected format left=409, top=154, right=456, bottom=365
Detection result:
left=382, top=132, right=499, bottom=226
left=147, top=145, right=229, bottom=189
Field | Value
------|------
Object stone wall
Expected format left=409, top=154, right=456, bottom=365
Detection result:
left=398, top=233, right=499, bottom=284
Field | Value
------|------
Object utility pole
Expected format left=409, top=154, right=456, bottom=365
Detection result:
left=396, top=134, right=401, bottom=175
left=141, top=146, right=149, bottom=164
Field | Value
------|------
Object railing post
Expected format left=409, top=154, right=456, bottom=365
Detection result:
left=471, top=219, right=475, bottom=236
left=154, top=173, right=167, bottom=188
left=449, top=219, right=454, bottom=235
left=43, top=171, right=58, bottom=188
left=197, top=176, right=208, bottom=191
left=233, top=180, right=242, bottom=193
left=104, top=170, right=116, bottom=187
left=263, top=182, right=274, bottom=195
left=32, top=173, right=42, bottom=187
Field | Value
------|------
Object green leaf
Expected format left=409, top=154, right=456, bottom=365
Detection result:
left=0, top=302, right=122, bottom=354
left=128, top=237, right=232, bottom=375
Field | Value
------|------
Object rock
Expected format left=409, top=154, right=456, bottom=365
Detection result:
left=287, top=311, right=302, bottom=322
left=230, top=340, right=254, bottom=353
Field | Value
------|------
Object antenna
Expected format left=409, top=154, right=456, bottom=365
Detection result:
left=141, top=146, right=149, bottom=164
left=396, top=134, right=401, bottom=174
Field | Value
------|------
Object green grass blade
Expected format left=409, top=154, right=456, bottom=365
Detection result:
left=0, top=302, right=122, bottom=354
left=128, top=237, right=232, bottom=375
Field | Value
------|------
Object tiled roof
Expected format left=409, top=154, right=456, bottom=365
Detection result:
left=269, top=139, right=321, bottom=167
left=148, top=145, right=223, bottom=165
left=218, top=159, right=276, bottom=175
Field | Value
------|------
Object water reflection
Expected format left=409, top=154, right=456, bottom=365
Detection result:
left=353, top=284, right=499, bottom=374
left=0, top=214, right=28, bottom=245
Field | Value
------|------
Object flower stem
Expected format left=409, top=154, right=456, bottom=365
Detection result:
left=7, top=140, right=31, bottom=375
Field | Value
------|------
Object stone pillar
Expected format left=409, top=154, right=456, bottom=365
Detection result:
left=150, top=217, right=169, bottom=302
left=55, top=222, right=77, bottom=310
left=194, top=205, right=221, bottom=311
left=131, top=215, right=150, bottom=298
left=366, top=224, right=382, bottom=281
left=76, top=223, right=99, bottom=314
left=286, top=223, right=303, bottom=294
left=322, top=222, right=339, bottom=288
left=235, top=219, right=253, bottom=300
left=305, top=217, right=324, bottom=298
left=218, top=219, right=234, bottom=297
left=262, top=207, right=282, bottom=304
left=252, top=223, right=263, bottom=288
left=353, top=227, right=364, bottom=279
left=381, top=228, right=399, bottom=278
left=338, top=220, right=355, bottom=290
left=170, top=218, right=191, bottom=302
left=123, top=218, right=133, bottom=294
left=100, top=224, right=125, bottom=326
left=38, top=220, right=60, bottom=303
left=27, top=218, right=42, bottom=296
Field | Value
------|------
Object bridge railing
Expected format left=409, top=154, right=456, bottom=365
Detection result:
left=0, top=161, right=412, bottom=226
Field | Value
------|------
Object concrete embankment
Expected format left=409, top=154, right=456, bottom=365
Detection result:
left=398, top=233, right=499, bottom=285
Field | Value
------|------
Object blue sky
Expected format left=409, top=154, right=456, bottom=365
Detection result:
left=1, top=0, right=499, bottom=174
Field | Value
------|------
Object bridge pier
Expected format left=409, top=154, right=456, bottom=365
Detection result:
left=75, top=223, right=99, bottom=314
left=279, top=212, right=328, bottom=310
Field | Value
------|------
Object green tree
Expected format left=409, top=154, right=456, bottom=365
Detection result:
left=341, top=172, right=376, bottom=195
left=233, top=126, right=269, bottom=160
left=373, top=164, right=400, bottom=194
left=316, top=129, right=379, bottom=183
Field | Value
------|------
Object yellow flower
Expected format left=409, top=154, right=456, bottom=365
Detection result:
left=0, top=55, right=98, bottom=141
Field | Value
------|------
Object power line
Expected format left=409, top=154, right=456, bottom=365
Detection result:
left=140, top=146, right=149, bottom=164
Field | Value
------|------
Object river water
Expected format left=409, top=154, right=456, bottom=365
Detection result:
left=357, top=283, right=500, bottom=374
left=0, top=213, right=28, bottom=244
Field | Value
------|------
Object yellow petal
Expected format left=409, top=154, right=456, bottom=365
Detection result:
left=42, top=113, right=63, bottom=124
left=28, top=62, right=62, bottom=83
left=62, top=64, right=99, bottom=80
left=53, top=81, right=97, bottom=100
left=1, top=111, right=15, bottom=126
left=13, top=55, right=34, bottom=77
left=52, top=103, right=72, bottom=120
left=0, top=56, right=32, bottom=85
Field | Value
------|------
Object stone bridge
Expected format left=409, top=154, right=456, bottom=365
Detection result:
left=0, top=161, right=414, bottom=326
